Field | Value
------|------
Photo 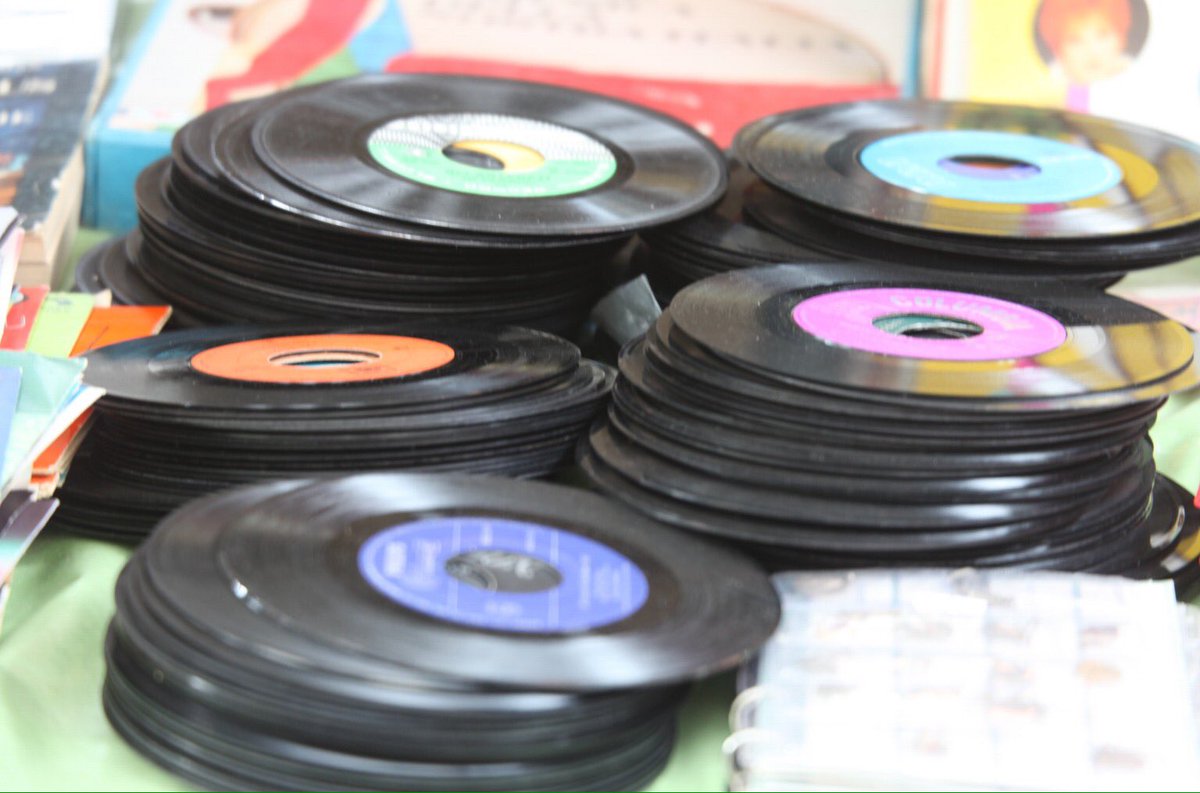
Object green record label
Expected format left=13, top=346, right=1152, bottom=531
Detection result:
left=366, top=112, right=618, bottom=198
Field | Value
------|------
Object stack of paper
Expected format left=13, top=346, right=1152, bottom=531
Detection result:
left=731, top=569, right=1200, bottom=791
left=0, top=286, right=170, bottom=495
left=0, top=352, right=102, bottom=497
left=0, top=274, right=170, bottom=630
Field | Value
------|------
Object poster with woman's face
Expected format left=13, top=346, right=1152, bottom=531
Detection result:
left=1033, top=0, right=1148, bottom=86
left=938, top=0, right=1200, bottom=143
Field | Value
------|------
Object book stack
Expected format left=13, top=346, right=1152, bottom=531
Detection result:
left=0, top=0, right=117, bottom=285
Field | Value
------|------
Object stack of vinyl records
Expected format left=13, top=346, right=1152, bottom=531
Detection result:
left=104, top=473, right=780, bottom=791
left=581, top=263, right=1200, bottom=597
left=640, top=99, right=1200, bottom=300
left=76, top=74, right=726, bottom=334
left=54, top=323, right=612, bottom=542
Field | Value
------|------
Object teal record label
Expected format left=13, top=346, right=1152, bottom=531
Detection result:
left=859, top=130, right=1123, bottom=204
left=366, top=112, right=618, bottom=198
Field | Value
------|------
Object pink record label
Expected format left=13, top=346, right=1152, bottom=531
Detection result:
left=792, top=288, right=1067, bottom=361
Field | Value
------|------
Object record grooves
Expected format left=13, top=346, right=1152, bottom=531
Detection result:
left=76, top=74, right=726, bottom=333
left=581, top=263, right=1200, bottom=595
left=53, top=323, right=614, bottom=542
left=103, top=474, right=779, bottom=791
left=639, top=100, right=1200, bottom=299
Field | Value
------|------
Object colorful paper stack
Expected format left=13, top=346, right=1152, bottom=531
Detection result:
left=0, top=221, right=171, bottom=628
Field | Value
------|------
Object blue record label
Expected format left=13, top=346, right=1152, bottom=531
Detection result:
left=357, top=516, right=650, bottom=633
left=859, top=130, right=1122, bottom=204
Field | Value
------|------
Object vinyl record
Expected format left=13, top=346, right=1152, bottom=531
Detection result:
left=668, top=263, right=1200, bottom=409
left=736, top=99, right=1200, bottom=240
left=73, top=237, right=109, bottom=294
left=82, top=323, right=578, bottom=412
left=87, top=74, right=730, bottom=334
left=249, top=74, right=726, bottom=236
left=580, top=264, right=1200, bottom=588
left=639, top=157, right=829, bottom=300
left=1132, top=475, right=1200, bottom=598
left=90, top=235, right=204, bottom=327
left=138, top=473, right=780, bottom=691
left=190, top=96, right=628, bottom=251
left=738, top=178, right=1135, bottom=281
left=56, top=323, right=614, bottom=542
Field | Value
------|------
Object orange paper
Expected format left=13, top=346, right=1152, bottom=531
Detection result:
left=69, top=305, right=172, bottom=356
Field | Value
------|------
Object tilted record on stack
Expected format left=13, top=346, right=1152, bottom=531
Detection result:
left=728, top=99, right=1200, bottom=282
left=580, top=263, right=1200, bottom=598
left=637, top=157, right=824, bottom=302
left=54, top=322, right=612, bottom=542
left=77, top=74, right=726, bottom=334
left=105, top=473, right=780, bottom=791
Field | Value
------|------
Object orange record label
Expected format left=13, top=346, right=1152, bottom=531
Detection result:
left=189, top=334, right=456, bottom=384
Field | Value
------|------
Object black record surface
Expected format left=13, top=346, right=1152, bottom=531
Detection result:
left=736, top=99, right=1200, bottom=239
left=81, top=74, right=729, bottom=333
left=738, top=180, right=1140, bottom=280
left=639, top=158, right=828, bottom=300
left=1130, top=475, right=1200, bottom=599
left=82, top=322, right=578, bottom=411
left=102, top=474, right=779, bottom=791
left=140, top=473, right=779, bottom=690
left=580, top=264, right=1200, bottom=589
left=668, top=263, right=1199, bottom=409
left=252, top=74, right=726, bottom=236
left=55, top=323, right=614, bottom=542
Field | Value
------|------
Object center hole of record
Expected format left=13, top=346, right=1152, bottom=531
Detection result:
left=444, top=550, right=563, bottom=593
left=267, top=349, right=382, bottom=368
left=937, top=154, right=1041, bottom=180
left=873, top=314, right=985, bottom=340
left=443, top=139, right=546, bottom=172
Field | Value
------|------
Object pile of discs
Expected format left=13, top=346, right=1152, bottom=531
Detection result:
left=77, top=74, right=726, bottom=334
left=638, top=99, right=1200, bottom=301
left=105, top=474, right=779, bottom=791
left=55, top=322, right=612, bottom=541
left=581, top=263, right=1200, bottom=595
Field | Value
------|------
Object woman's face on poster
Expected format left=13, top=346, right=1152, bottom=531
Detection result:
left=1058, top=9, right=1129, bottom=83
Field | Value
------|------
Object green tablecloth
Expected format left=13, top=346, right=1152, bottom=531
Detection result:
left=2, top=237, right=1199, bottom=791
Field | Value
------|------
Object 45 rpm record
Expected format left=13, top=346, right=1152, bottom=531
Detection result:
left=57, top=321, right=616, bottom=542
left=736, top=99, right=1200, bottom=239
left=669, top=263, right=1200, bottom=409
left=82, top=322, right=577, bottom=412
left=250, top=74, right=726, bottom=236
left=140, top=473, right=780, bottom=690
